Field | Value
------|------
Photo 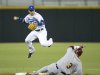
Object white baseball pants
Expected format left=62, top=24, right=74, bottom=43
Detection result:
left=25, top=27, right=53, bottom=53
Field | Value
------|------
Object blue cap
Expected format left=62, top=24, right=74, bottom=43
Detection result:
left=28, top=6, right=35, bottom=11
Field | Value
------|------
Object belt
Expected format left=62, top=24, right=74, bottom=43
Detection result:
left=56, top=64, right=70, bottom=75
left=35, top=28, right=43, bottom=31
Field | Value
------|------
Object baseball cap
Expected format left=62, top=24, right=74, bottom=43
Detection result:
left=28, top=6, right=35, bottom=11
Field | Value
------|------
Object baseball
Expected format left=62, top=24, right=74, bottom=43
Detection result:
left=13, top=16, right=19, bottom=20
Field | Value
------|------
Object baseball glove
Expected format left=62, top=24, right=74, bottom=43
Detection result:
left=28, top=23, right=37, bottom=30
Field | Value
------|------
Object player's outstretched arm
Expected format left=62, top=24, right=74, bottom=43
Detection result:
left=13, top=16, right=24, bottom=22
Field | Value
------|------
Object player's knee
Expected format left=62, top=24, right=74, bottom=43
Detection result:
left=40, top=42, right=46, bottom=47
left=25, top=39, right=30, bottom=43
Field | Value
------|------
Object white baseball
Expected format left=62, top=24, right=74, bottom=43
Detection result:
left=14, top=16, right=19, bottom=20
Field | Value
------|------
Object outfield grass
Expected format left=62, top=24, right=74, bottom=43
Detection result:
left=0, top=42, right=100, bottom=74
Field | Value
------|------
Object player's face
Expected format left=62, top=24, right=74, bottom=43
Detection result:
left=75, top=48, right=83, bottom=57
left=28, top=10, right=35, bottom=16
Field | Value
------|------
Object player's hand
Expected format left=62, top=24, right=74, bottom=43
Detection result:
left=13, top=16, right=19, bottom=20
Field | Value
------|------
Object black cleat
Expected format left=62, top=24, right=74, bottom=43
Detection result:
left=48, top=45, right=51, bottom=47
left=28, top=53, right=33, bottom=58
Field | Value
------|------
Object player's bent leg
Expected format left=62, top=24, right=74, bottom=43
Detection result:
left=48, top=38, right=53, bottom=47
left=25, top=39, right=36, bottom=53
left=25, top=31, right=37, bottom=58
left=25, top=39, right=36, bottom=58
left=36, top=66, right=48, bottom=74
left=39, top=38, right=53, bottom=47
left=32, top=66, right=48, bottom=75
left=37, top=28, right=53, bottom=47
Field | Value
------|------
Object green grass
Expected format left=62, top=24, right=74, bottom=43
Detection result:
left=0, top=42, right=100, bottom=74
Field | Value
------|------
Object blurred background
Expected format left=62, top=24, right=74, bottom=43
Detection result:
left=0, top=0, right=100, bottom=42
left=0, top=0, right=100, bottom=6
left=0, top=0, right=100, bottom=74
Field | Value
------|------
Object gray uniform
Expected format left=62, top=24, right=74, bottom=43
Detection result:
left=33, top=47, right=82, bottom=75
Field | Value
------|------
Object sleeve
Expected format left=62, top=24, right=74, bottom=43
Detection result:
left=16, top=17, right=25, bottom=23
left=17, top=17, right=28, bottom=24
left=67, top=47, right=73, bottom=54
left=18, top=17, right=24, bottom=22
left=24, top=15, right=29, bottom=23
left=35, top=14, right=45, bottom=26
left=66, top=48, right=74, bottom=62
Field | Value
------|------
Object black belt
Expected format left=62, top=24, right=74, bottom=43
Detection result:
left=56, top=64, right=70, bottom=75
left=35, top=28, right=43, bottom=31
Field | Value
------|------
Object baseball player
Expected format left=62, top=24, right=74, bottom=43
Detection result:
left=13, top=6, right=53, bottom=58
left=32, top=45, right=84, bottom=75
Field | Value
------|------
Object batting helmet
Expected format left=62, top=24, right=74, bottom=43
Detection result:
left=75, top=46, right=83, bottom=57
left=69, top=46, right=84, bottom=57
left=28, top=5, right=35, bottom=11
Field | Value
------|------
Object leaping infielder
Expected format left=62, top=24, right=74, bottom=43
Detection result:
left=13, top=6, right=53, bottom=58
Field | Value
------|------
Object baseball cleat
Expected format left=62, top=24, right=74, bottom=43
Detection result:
left=48, top=45, right=51, bottom=47
left=48, top=38, right=53, bottom=47
left=28, top=53, right=33, bottom=58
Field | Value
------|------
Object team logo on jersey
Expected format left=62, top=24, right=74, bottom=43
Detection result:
left=28, top=17, right=45, bottom=26
left=66, top=63, right=73, bottom=69
left=28, top=18, right=37, bottom=23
